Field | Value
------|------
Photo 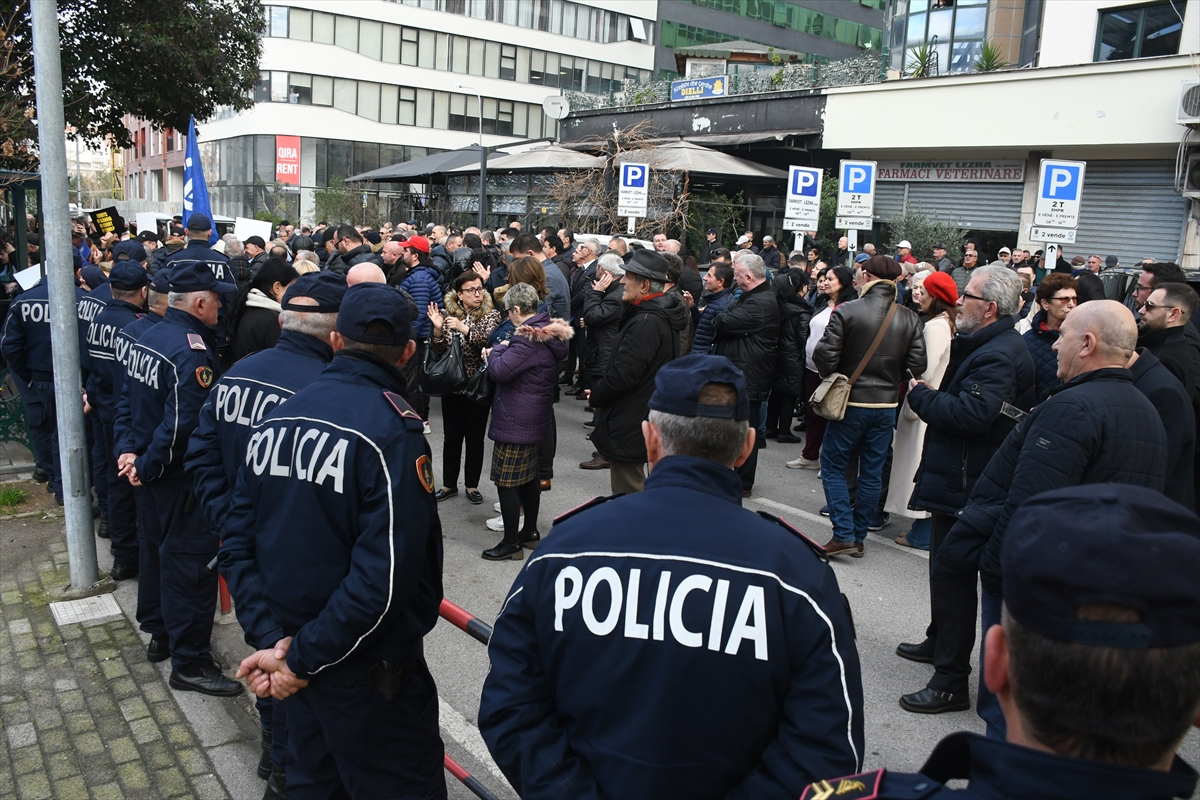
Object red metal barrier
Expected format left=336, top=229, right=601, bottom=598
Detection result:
left=439, top=599, right=503, bottom=798
left=218, top=574, right=232, bottom=615
left=444, top=754, right=501, bottom=800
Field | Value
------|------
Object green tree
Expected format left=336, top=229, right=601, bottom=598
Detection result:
left=3, top=0, right=264, bottom=172
left=313, top=177, right=362, bottom=228
left=883, top=206, right=967, bottom=263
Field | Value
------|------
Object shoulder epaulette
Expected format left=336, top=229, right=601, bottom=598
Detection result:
left=383, top=390, right=423, bottom=424
left=553, top=494, right=619, bottom=526
left=801, top=769, right=885, bottom=800
left=756, top=510, right=828, bottom=562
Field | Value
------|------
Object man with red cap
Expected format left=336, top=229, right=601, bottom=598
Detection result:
left=399, top=234, right=444, bottom=425
left=896, top=264, right=1036, bottom=720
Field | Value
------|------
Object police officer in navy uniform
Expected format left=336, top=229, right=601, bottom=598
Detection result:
left=185, top=271, right=346, bottom=800
left=113, top=262, right=242, bottom=696
left=224, top=282, right=446, bottom=800
left=84, top=260, right=149, bottom=580
left=800, top=484, right=1200, bottom=800
left=479, top=354, right=865, bottom=800
left=164, top=214, right=236, bottom=367
left=1, top=252, right=88, bottom=504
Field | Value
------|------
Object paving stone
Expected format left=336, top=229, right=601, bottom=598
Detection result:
left=152, top=701, right=182, bottom=726
left=7, top=720, right=37, bottom=747
left=155, top=766, right=190, bottom=797
left=16, top=770, right=52, bottom=800
left=12, top=744, right=44, bottom=775
left=118, top=696, right=151, bottom=722
left=99, top=659, right=129, bottom=680
left=39, top=728, right=69, bottom=753
left=33, top=705, right=63, bottom=731
left=165, top=722, right=194, bottom=747
left=141, top=682, right=168, bottom=704
left=141, top=739, right=175, bottom=770
left=90, top=782, right=123, bottom=800
left=8, top=618, right=32, bottom=634
left=54, top=774, right=90, bottom=800
left=117, top=761, right=151, bottom=793
left=54, top=677, right=78, bottom=691
left=65, top=710, right=96, bottom=735
left=108, top=676, right=138, bottom=700
left=191, top=773, right=230, bottom=800
left=73, top=731, right=105, bottom=758
left=57, top=690, right=85, bottom=712
left=47, top=749, right=81, bottom=781
left=106, top=736, right=139, bottom=764
left=129, top=716, right=162, bottom=744
left=176, top=747, right=209, bottom=776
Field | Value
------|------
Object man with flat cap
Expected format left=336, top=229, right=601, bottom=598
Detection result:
left=587, top=249, right=688, bottom=494
left=84, top=261, right=151, bottom=581
left=186, top=270, right=347, bottom=799
left=802, top=483, right=1199, bottom=799
left=226, top=282, right=446, bottom=799
left=481, top=354, right=864, bottom=800
left=113, top=261, right=242, bottom=696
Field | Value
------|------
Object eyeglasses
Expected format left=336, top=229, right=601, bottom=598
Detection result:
left=961, top=291, right=989, bottom=303
left=1049, top=295, right=1077, bottom=303
left=1141, top=300, right=1175, bottom=311
left=459, top=286, right=483, bottom=295
left=1134, top=283, right=1154, bottom=293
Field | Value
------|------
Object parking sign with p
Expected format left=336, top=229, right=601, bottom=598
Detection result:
left=618, top=161, right=650, bottom=218
left=622, top=163, right=647, bottom=189
left=1034, top=159, right=1086, bottom=229
left=836, top=160, right=876, bottom=222
left=784, top=166, right=822, bottom=230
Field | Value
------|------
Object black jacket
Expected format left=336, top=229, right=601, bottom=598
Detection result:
left=813, top=280, right=926, bottom=407
left=938, top=368, right=1167, bottom=594
left=325, top=243, right=382, bottom=275
left=713, top=281, right=780, bottom=402
left=908, top=317, right=1036, bottom=516
left=1139, top=325, right=1200, bottom=407
left=761, top=246, right=781, bottom=273
left=1022, top=309, right=1062, bottom=404
left=1131, top=347, right=1196, bottom=511
left=772, top=274, right=812, bottom=397
left=591, top=294, right=688, bottom=463
left=232, top=305, right=282, bottom=362
left=569, top=259, right=597, bottom=322
left=580, top=281, right=624, bottom=380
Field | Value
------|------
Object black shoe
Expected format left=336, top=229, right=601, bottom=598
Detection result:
left=146, top=635, right=170, bottom=663
left=55, top=496, right=63, bottom=506
left=109, top=562, right=138, bottom=581
left=465, top=489, right=483, bottom=505
left=899, top=687, right=970, bottom=714
left=434, top=487, right=458, bottom=502
left=92, top=504, right=100, bottom=519
left=795, top=420, right=807, bottom=432
left=520, top=530, right=541, bottom=550
left=46, top=482, right=54, bottom=494
left=896, top=640, right=934, bottom=664
left=31, top=467, right=49, bottom=483
left=776, top=434, right=803, bottom=443
left=583, top=420, right=595, bottom=429
left=764, top=429, right=778, bottom=439
left=263, top=768, right=288, bottom=800
left=258, top=727, right=272, bottom=779
left=96, top=517, right=110, bottom=539
left=169, top=662, right=244, bottom=697
left=482, top=542, right=524, bottom=561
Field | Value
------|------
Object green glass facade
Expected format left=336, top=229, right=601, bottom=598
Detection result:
left=675, top=0, right=885, bottom=50
left=889, top=0, right=990, bottom=74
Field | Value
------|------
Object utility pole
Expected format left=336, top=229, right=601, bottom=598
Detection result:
left=30, top=0, right=99, bottom=589
left=74, top=136, right=83, bottom=206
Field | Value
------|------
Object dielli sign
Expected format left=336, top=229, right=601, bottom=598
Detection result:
left=878, top=160, right=1025, bottom=183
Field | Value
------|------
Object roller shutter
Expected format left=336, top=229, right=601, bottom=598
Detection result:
left=873, top=181, right=1023, bottom=231
left=1072, top=161, right=1186, bottom=266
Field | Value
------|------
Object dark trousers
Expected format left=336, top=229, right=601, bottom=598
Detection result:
left=89, top=413, right=108, bottom=519
left=99, top=419, right=138, bottom=566
left=29, top=380, right=63, bottom=498
left=978, top=590, right=1005, bottom=739
left=134, top=486, right=165, bottom=638
left=801, top=370, right=827, bottom=462
left=439, top=394, right=490, bottom=489
left=287, top=657, right=446, bottom=800
left=734, top=402, right=762, bottom=490
left=257, top=696, right=290, bottom=772
left=142, top=477, right=218, bottom=670
left=922, top=512, right=958, bottom=645
left=928, top=516, right=979, bottom=695
left=409, top=340, right=430, bottom=421
left=537, top=410, right=557, bottom=482
left=765, top=391, right=799, bottom=436
left=14, top=377, right=53, bottom=477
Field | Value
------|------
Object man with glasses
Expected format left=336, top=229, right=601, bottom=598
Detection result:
left=1023, top=273, right=1077, bottom=403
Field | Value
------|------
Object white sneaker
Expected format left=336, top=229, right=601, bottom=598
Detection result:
left=785, top=456, right=820, bottom=470
left=493, top=501, right=502, bottom=513
left=423, top=422, right=431, bottom=435
left=487, top=515, right=522, bottom=532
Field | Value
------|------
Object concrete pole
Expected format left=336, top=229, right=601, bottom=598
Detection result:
left=30, top=0, right=99, bottom=588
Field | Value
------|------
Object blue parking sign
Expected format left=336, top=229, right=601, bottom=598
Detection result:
left=1034, top=159, right=1086, bottom=229
left=621, top=163, right=647, bottom=189
left=836, top=160, right=876, bottom=220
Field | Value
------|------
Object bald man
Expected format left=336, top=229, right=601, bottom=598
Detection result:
left=346, top=263, right=387, bottom=285
left=923, top=299, right=1167, bottom=737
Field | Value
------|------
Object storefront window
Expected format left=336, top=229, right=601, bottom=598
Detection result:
left=890, top=0, right=989, bottom=73
left=1095, top=1, right=1184, bottom=61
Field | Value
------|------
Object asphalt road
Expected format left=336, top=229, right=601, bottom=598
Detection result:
left=422, top=392, right=1200, bottom=799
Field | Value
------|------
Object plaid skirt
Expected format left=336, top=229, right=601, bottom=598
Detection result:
left=490, top=442, right=539, bottom=487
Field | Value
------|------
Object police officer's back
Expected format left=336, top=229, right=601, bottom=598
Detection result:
left=162, top=214, right=235, bottom=286
left=224, top=282, right=445, bottom=799
left=113, top=261, right=242, bottom=697
left=479, top=355, right=865, bottom=800
left=800, top=485, right=1200, bottom=800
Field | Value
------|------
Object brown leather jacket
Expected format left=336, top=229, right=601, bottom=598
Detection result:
left=813, top=279, right=927, bottom=407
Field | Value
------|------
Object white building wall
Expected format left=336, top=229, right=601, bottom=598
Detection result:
left=1037, top=0, right=1199, bottom=67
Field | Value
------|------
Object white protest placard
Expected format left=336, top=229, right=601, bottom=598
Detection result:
left=233, top=216, right=274, bottom=243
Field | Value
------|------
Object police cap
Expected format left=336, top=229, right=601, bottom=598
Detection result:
left=335, top=283, right=411, bottom=346
left=185, top=213, right=212, bottom=232
left=623, top=249, right=670, bottom=282
left=649, top=354, right=750, bottom=421
left=80, top=265, right=108, bottom=290
left=136, top=230, right=160, bottom=243
left=109, top=261, right=149, bottom=290
left=112, top=239, right=147, bottom=263
left=282, top=270, right=346, bottom=313
left=165, top=262, right=237, bottom=295
left=1002, top=484, right=1200, bottom=649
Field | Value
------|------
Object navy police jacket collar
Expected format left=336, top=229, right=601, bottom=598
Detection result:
left=1045, top=365, right=1132, bottom=399
left=920, top=731, right=1197, bottom=799
left=162, top=305, right=215, bottom=338
left=274, top=329, right=334, bottom=364
left=645, top=455, right=744, bottom=506
left=326, top=348, right=408, bottom=394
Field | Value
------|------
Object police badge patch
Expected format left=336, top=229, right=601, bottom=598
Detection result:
left=195, top=366, right=214, bottom=388
left=416, top=455, right=434, bottom=493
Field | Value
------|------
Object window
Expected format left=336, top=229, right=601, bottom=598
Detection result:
left=334, top=15, right=357, bottom=51
left=399, top=87, right=416, bottom=125
left=270, top=71, right=289, bottom=103
left=289, top=8, right=311, bottom=40
left=333, top=78, right=357, bottom=114
left=1095, top=1, right=1184, bottom=61
left=402, top=28, right=418, bottom=65
left=382, top=24, right=401, bottom=63
left=358, top=82, right=381, bottom=122
left=359, top=20, right=382, bottom=59
left=289, top=74, right=312, bottom=104
left=500, top=45, right=516, bottom=80
left=312, top=12, right=335, bottom=44
left=254, top=71, right=270, bottom=103
left=313, top=76, right=333, bottom=105
left=269, top=6, right=288, bottom=37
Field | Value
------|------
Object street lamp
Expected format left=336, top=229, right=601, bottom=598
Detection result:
left=453, top=83, right=487, bottom=229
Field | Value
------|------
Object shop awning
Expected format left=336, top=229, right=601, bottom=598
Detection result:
left=444, top=144, right=603, bottom=173
left=617, top=140, right=787, bottom=180
left=346, top=144, right=508, bottom=183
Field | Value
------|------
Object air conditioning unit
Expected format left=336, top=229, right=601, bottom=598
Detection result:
left=1183, top=153, right=1200, bottom=199
left=1178, top=81, right=1200, bottom=126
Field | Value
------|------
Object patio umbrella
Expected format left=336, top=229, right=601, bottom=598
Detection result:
left=445, top=144, right=603, bottom=173
left=346, top=144, right=508, bottom=183
left=617, top=140, right=787, bottom=181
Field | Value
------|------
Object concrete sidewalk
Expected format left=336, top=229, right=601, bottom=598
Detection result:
left=0, top=508, right=263, bottom=800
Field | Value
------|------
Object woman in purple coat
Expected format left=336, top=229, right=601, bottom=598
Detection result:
left=482, top=282, right=572, bottom=560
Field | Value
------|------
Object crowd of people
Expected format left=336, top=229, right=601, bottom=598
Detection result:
left=0, top=208, right=1197, bottom=800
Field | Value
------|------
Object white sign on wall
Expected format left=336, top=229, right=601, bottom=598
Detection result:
left=877, top=160, right=1026, bottom=182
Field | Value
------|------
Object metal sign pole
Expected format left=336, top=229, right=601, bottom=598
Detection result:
left=30, top=0, right=98, bottom=588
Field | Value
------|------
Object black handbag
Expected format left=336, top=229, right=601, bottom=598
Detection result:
left=463, top=359, right=493, bottom=405
left=420, top=333, right=468, bottom=396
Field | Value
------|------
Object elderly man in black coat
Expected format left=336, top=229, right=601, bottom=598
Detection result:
left=903, top=300, right=1167, bottom=737
left=713, top=253, right=780, bottom=496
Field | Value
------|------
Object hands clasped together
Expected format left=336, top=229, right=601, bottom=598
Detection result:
left=236, top=636, right=310, bottom=700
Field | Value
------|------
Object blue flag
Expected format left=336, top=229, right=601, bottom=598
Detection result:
left=182, top=116, right=217, bottom=245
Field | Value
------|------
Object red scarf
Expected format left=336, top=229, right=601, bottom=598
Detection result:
left=632, top=292, right=664, bottom=306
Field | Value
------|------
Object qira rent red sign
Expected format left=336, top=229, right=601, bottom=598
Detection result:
left=276, top=136, right=300, bottom=185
